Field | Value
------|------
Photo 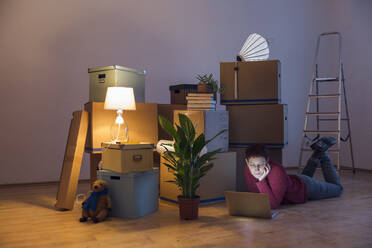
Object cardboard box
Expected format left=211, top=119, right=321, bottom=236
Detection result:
left=229, top=147, right=283, bottom=192
left=158, top=104, right=187, bottom=140
left=101, top=143, right=154, bottom=174
left=227, top=104, right=288, bottom=147
left=88, top=65, right=145, bottom=102
left=174, top=110, right=229, bottom=152
left=220, top=60, right=281, bottom=105
left=169, top=84, right=198, bottom=105
left=85, top=102, right=158, bottom=153
left=160, top=152, right=236, bottom=204
left=97, top=169, right=159, bottom=219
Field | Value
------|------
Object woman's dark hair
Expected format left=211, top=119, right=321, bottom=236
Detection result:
left=245, top=144, right=269, bottom=160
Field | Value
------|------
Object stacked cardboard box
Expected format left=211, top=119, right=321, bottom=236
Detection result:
left=84, top=102, right=158, bottom=153
left=220, top=60, right=287, bottom=189
left=169, top=84, right=198, bottom=105
left=227, top=104, right=287, bottom=147
left=101, top=143, right=154, bottom=174
left=88, top=65, right=146, bottom=103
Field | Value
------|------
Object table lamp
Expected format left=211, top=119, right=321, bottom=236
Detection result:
left=104, top=87, right=136, bottom=143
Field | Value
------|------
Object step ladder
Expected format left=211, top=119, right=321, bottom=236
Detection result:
left=298, top=32, right=355, bottom=173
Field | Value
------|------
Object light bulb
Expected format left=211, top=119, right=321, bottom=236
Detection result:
left=116, top=115, right=124, bottom=124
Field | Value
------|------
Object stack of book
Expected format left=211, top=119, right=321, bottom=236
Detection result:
left=186, top=93, right=216, bottom=110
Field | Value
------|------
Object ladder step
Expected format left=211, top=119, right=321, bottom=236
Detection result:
left=319, top=118, right=349, bottom=121
left=315, top=77, right=338, bottom=82
left=301, top=148, right=340, bottom=153
left=306, top=112, right=340, bottom=116
left=309, top=94, right=340, bottom=98
left=304, top=130, right=339, bottom=134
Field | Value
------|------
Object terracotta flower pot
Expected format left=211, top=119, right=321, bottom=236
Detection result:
left=178, top=196, right=200, bottom=220
left=197, top=83, right=216, bottom=100
left=197, top=83, right=213, bottom=94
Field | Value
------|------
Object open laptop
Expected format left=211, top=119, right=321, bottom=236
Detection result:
left=225, top=191, right=279, bottom=219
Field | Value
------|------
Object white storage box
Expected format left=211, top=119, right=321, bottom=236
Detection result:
left=174, top=110, right=229, bottom=152
left=88, top=65, right=146, bottom=102
left=160, top=152, right=236, bottom=204
left=97, top=169, right=159, bottom=219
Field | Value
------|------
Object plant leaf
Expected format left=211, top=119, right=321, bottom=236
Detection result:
left=159, top=115, right=179, bottom=142
left=178, top=113, right=195, bottom=143
left=192, top=133, right=206, bottom=158
left=205, top=129, right=227, bottom=146
left=200, top=162, right=214, bottom=173
left=163, top=162, right=177, bottom=172
left=196, top=149, right=220, bottom=168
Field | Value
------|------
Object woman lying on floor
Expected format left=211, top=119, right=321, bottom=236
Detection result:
left=245, top=136, right=343, bottom=209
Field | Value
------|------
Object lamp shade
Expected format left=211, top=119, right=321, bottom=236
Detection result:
left=104, top=87, right=136, bottom=110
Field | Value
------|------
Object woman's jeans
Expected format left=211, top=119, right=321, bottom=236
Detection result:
left=297, top=151, right=343, bottom=200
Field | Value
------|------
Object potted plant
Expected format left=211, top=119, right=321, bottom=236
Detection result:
left=196, top=73, right=225, bottom=98
left=158, top=113, right=226, bottom=220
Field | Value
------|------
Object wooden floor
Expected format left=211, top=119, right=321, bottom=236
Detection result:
left=1, top=170, right=372, bottom=248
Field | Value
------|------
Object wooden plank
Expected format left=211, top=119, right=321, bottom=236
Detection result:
left=55, top=111, right=88, bottom=210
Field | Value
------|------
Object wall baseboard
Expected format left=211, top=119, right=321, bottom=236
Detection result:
left=0, top=179, right=90, bottom=188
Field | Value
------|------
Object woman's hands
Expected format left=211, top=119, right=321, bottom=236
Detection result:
left=257, top=163, right=270, bottom=181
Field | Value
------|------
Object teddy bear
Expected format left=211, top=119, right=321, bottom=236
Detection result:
left=79, top=179, right=111, bottom=223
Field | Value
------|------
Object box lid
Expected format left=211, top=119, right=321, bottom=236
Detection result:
left=101, top=142, right=154, bottom=150
left=88, top=65, right=146, bottom=75
left=169, top=84, right=198, bottom=91
left=220, top=59, right=280, bottom=65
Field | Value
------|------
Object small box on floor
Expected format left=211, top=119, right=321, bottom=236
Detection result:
left=97, top=169, right=159, bottom=219
left=160, top=152, right=236, bottom=204
left=229, top=147, right=283, bottom=192
left=101, top=143, right=154, bottom=174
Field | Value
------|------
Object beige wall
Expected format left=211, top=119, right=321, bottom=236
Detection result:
left=1, top=0, right=369, bottom=184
